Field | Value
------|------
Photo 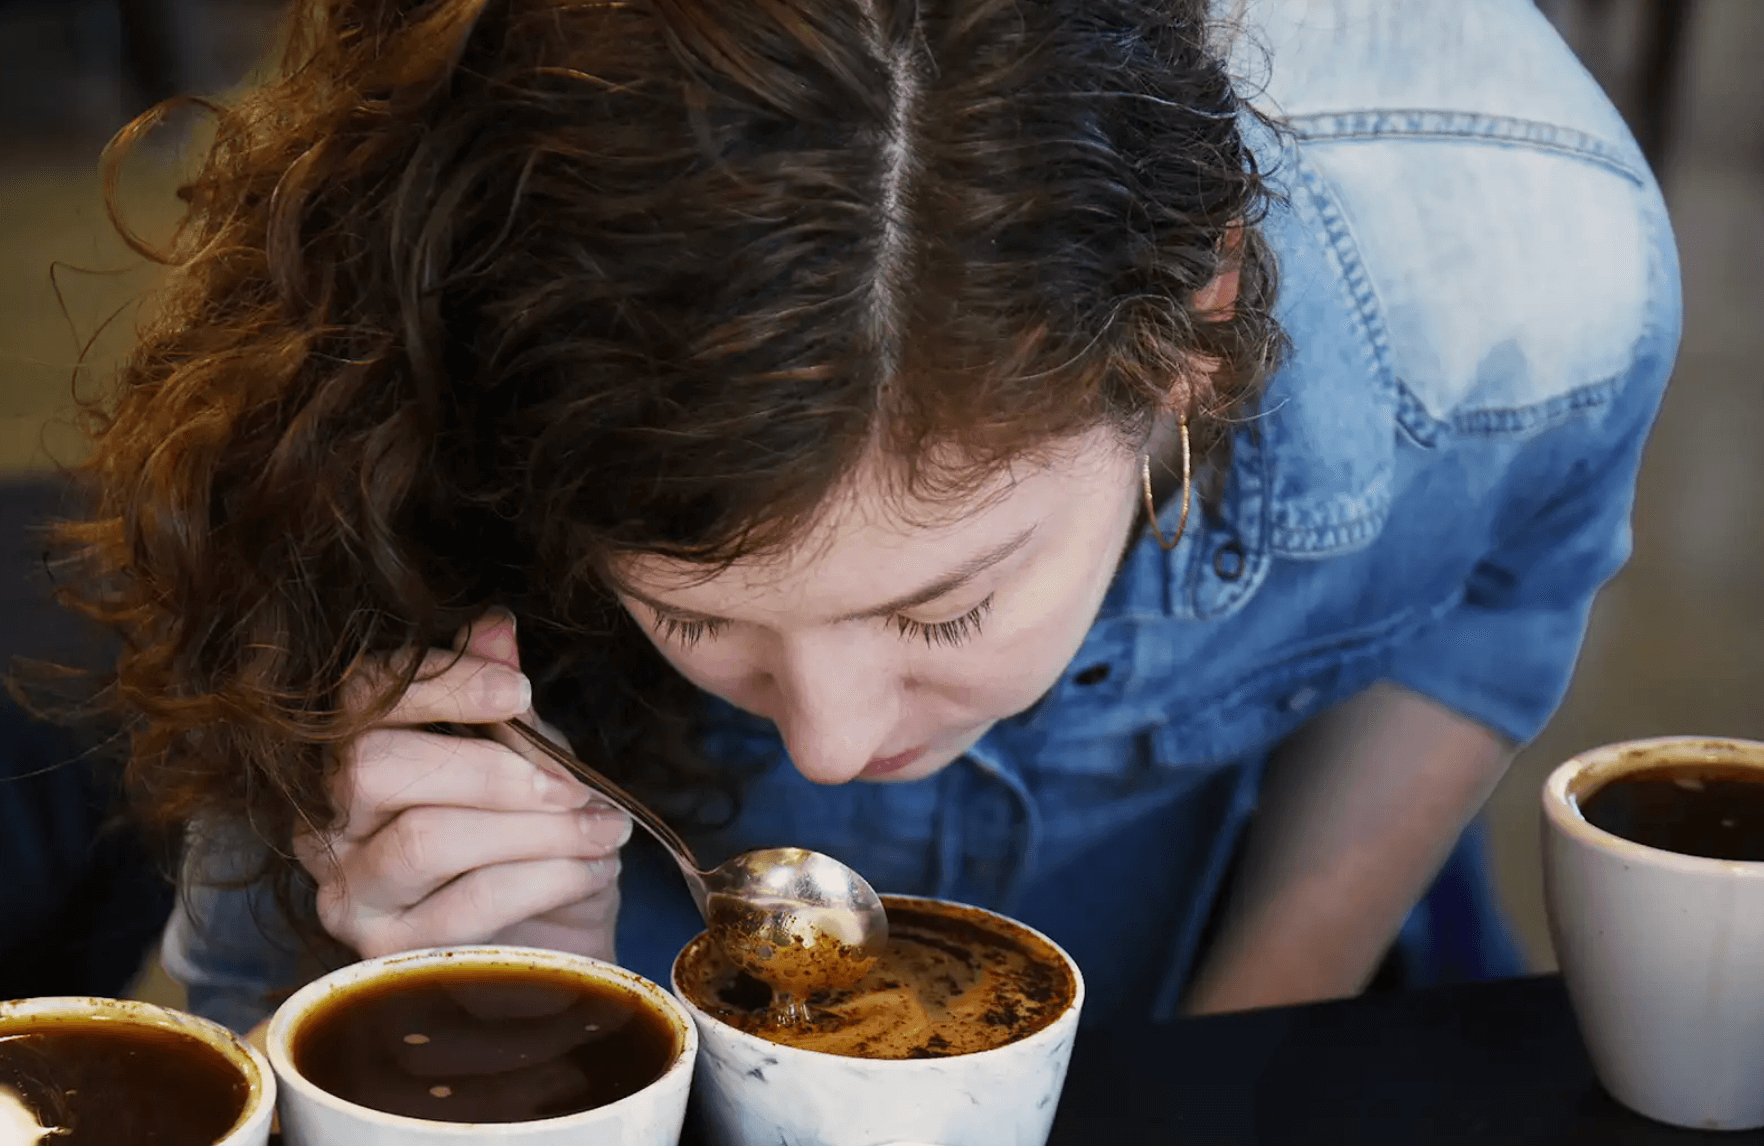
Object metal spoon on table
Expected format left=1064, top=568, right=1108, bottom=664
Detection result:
left=499, top=718, right=889, bottom=998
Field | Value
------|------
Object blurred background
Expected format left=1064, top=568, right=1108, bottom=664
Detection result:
left=0, top=0, right=1757, bottom=996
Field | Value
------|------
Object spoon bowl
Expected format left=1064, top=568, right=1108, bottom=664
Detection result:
left=701, top=848, right=889, bottom=994
left=500, top=720, right=889, bottom=996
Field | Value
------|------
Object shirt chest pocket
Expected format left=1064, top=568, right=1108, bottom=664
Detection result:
left=1036, top=586, right=1452, bottom=778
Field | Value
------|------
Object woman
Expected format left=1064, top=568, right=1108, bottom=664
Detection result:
left=62, top=0, right=1678, bottom=1032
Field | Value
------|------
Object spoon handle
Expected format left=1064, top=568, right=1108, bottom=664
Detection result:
left=501, top=718, right=704, bottom=876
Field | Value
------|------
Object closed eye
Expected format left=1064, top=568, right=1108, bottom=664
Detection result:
left=650, top=614, right=728, bottom=648
left=894, top=594, right=994, bottom=648
left=646, top=594, right=996, bottom=650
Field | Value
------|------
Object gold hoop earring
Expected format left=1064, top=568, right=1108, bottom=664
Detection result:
left=1143, top=416, right=1192, bottom=552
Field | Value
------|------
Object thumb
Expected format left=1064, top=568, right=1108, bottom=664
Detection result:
left=457, top=611, right=581, bottom=792
left=456, top=607, right=522, bottom=671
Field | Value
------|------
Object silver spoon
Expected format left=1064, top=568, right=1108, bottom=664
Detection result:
left=499, top=718, right=889, bottom=997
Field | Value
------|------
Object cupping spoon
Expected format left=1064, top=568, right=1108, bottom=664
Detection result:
left=499, top=718, right=889, bottom=1000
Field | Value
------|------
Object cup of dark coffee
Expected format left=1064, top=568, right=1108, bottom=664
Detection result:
left=1543, top=736, right=1764, bottom=1130
left=0, top=995, right=275, bottom=1145
left=265, top=945, right=696, bottom=1145
left=672, top=895, right=1084, bottom=1146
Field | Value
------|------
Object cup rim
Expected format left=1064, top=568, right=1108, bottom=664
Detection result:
left=1542, top=735, right=1764, bottom=875
left=0, top=994, right=277, bottom=1144
left=265, top=944, right=698, bottom=1136
left=669, top=893, right=1086, bottom=1067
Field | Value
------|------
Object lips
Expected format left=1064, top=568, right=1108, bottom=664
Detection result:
left=861, top=747, right=927, bottom=778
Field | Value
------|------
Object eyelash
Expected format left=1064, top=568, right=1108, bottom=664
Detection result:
left=894, top=594, right=994, bottom=647
left=650, top=594, right=996, bottom=650
left=651, top=615, right=728, bottom=649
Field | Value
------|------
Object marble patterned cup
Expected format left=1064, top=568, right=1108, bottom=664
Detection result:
left=0, top=995, right=276, bottom=1145
left=671, top=896, right=1085, bottom=1146
left=1543, top=736, right=1764, bottom=1130
left=266, top=945, right=697, bottom=1146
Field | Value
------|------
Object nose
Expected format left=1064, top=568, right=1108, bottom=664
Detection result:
left=770, top=630, right=900, bottom=785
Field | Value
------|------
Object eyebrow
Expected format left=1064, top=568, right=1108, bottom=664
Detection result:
left=623, top=525, right=1039, bottom=625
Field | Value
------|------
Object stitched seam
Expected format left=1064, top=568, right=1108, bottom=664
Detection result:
left=1449, top=376, right=1622, bottom=437
left=1286, top=109, right=1648, bottom=185
left=1289, top=155, right=1400, bottom=410
left=1269, top=507, right=1388, bottom=556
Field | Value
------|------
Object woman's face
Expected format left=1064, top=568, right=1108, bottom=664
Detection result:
left=613, top=428, right=1143, bottom=785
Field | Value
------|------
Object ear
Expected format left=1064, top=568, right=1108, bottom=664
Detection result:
left=1193, top=226, right=1244, bottom=320
left=1193, top=266, right=1241, bottom=319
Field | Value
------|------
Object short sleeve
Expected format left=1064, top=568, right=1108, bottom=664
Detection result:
left=1384, top=221, right=1681, bottom=745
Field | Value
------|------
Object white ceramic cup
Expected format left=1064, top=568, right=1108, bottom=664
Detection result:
left=1543, top=735, right=1764, bottom=1130
left=0, top=995, right=275, bottom=1144
left=671, top=895, right=1085, bottom=1146
left=267, top=945, right=697, bottom=1145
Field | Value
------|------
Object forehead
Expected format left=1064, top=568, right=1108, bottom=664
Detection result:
left=613, top=429, right=1127, bottom=610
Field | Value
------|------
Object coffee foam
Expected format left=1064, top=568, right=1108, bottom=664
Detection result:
left=676, top=898, right=1074, bottom=1060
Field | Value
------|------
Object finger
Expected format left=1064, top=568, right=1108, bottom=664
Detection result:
left=335, top=730, right=603, bottom=839
left=494, top=897, right=621, bottom=964
left=476, top=717, right=596, bottom=808
left=449, top=611, right=594, bottom=809
left=293, top=827, right=340, bottom=887
left=345, top=806, right=630, bottom=910
left=349, top=857, right=620, bottom=957
left=455, top=608, right=521, bottom=671
left=342, top=647, right=531, bottom=727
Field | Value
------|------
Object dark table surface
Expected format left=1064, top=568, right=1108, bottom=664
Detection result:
left=261, top=974, right=1753, bottom=1145
left=1047, top=973, right=1755, bottom=1144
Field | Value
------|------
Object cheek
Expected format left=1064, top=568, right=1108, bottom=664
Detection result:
left=917, top=517, right=1131, bottom=710
left=656, top=640, right=762, bottom=697
left=913, top=583, right=1107, bottom=715
left=629, top=621, right=769, bottom=708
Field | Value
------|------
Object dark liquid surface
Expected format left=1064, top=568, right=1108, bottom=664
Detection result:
left=291, top=963, right=677, bottom=1124
left=0, top=1020, right=247, bottom=1146
left=1579, top=764, right=1764, bottom=861
left=677, top=898, right=1075, bottom=1060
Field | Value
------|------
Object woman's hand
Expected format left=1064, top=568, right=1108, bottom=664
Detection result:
left=294, top=610, right=630, bottom=963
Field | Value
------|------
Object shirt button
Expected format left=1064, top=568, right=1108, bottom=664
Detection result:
left=1073, top=663, right=1112, bottom=686
left=1213, top=539, right=1246, bottom=581
left=1282, top=685, right=1320, bottom=713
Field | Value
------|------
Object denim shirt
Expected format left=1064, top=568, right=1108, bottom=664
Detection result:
left=163, top=0, right=1681, bottom=1032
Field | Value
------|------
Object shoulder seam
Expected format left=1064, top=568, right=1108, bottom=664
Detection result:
left=1284, top=109, right=1648, bottom=185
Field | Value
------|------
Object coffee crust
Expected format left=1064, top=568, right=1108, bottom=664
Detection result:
left=677, top=897, right=1074, bottom=1060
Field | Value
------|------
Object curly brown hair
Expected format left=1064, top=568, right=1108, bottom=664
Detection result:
left=51, top=0, right=1284, bottom=926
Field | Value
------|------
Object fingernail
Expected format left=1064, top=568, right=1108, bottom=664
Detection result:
left=479, top=666, right=531, bottom=713
left=579, top=809, right=633, bottom=850
left=488, top=607, right=519, bottom=661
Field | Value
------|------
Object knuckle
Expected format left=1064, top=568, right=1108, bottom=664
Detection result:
left=353, top=918, right=411, bottom=960
left=339, top=654, right=408, bottom=719
left=379, top=815, right=438, bottom=889
left=292, top=832, right=337, bottom=879
left=315, top=881, right=364, bottom=947
left=444, top=878, right=508, bottom=943
left=351, top=732, right=466, bottom=816
left=487, top=752, right=547, bottom=809
left=337, top=730, right=392, bottom=800
left=336, top=673, right=376, bottom=718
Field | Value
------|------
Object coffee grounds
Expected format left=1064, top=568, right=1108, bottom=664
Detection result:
left=677, top=899, right=1073, bottom=1060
